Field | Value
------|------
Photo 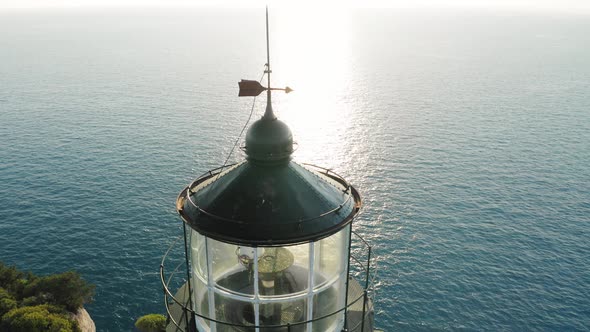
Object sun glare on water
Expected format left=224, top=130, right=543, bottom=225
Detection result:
left=268, top=7, right=357, bottom=164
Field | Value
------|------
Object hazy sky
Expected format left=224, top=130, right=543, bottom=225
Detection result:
left=1, top=0, right=590, bottom=12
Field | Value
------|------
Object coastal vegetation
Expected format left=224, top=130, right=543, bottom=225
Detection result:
left=135, top=313, right=166, bottom=332
left=0, top=262, right=95, bottom=332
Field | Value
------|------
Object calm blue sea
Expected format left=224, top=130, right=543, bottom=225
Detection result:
left=1, top=6, right=589, bottom=331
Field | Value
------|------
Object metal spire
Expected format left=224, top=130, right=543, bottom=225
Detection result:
left=263, top=6, right=275, bottom=120
left=237, top=8, right=292, bottom=101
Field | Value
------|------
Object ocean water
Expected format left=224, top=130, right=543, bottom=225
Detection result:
left=1, top=7, right=590, bottom=331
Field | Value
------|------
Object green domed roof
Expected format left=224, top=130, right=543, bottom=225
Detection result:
left=244, top=117, right=293, bottom=163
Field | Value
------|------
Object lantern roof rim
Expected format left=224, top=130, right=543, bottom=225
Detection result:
left=176, top=162, right=362, bottom=246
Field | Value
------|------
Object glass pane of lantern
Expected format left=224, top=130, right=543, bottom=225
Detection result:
left=196, top=290, right=258, bottom=332
left=208, top=238, right=252, bottom=295
left=191, top=230, right=208, bottom=281
left=258, top=243, right=310, bottom=299
left=259, top=297, right=307, bottom=331
left=312, top=275, right=346, bottom=331
left=314, top=226, right=349, bottom=287
left=212, top=295, right=256, bottom=331
left=193, top=272, right=212, bottom=330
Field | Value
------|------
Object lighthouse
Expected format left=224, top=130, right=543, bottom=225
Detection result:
left=161, top=8, right=376, bottom=332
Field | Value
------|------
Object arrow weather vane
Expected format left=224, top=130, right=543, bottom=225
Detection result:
left=238, top=7, right=293, bottom=99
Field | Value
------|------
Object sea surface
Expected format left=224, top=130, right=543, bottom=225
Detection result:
left=1, top=6, right=589, bottom=331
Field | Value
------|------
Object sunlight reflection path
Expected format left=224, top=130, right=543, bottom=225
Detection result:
left=265, top=8, right=362, bottom=170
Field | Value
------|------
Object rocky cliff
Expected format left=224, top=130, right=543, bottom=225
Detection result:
left=69, top=308, right=96, bottom=332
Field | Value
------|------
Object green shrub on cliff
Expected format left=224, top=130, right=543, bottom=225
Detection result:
left=0, top=304, right=81, bottom=332
left=23, top=271, right=95, bottom=311
left=135, top=313, right=166, bottom=332
left=0, top=264, right=25, bottom=297
left=0, top=288, right=17, bottom=316
left=0, top=262, right=94, bottom=331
